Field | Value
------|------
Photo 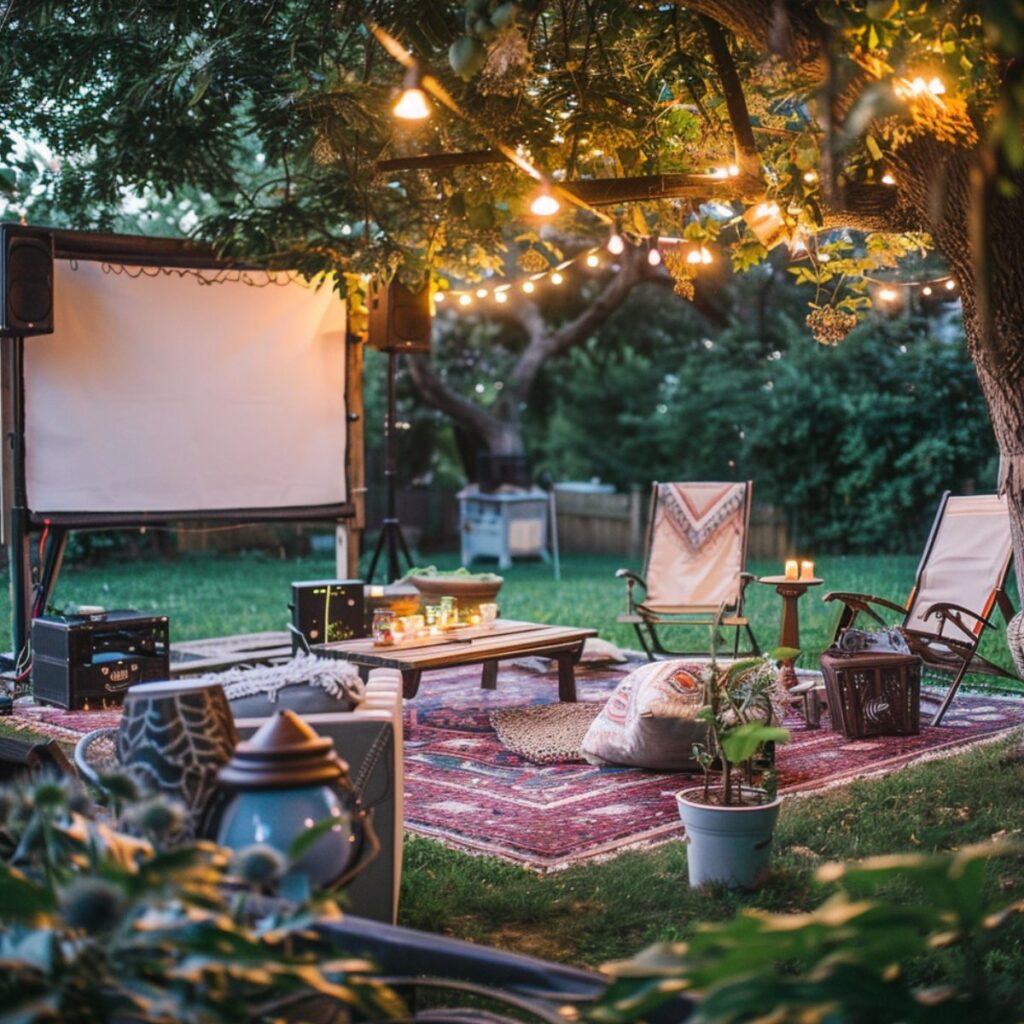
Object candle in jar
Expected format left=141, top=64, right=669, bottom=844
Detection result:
left=368, top=586, right=385, bottom=598
left=469, top=613, right=481, bottom=626
left=784, top=559, right=799, bottom=580
left=800, top=560, right=815, bottom=581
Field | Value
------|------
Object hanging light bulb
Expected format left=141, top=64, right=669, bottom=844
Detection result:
left=434, top=291, right=445, bottom=303
left=586, top=252, right=600, bottom=268
left=475, top=287, right=488, bottom=298
left=881, top=172, right=896, bottom=185
left=878, top=287, right=898, bottom=302
left=458, top=293, right=472, bottom=306
left=647, top=237, right=662, bottom=267
left=530, top=183, right=560, bottom=217
left=495, top=290, right=508, bottom=303
left=607, top=219, right=625, bottom=255
left=700, top=246, right=713, bottom=265
left=945, top=279, right=956, bottom=290
left=393, top=64, right=432, bottom=121
left=922, top=285, right=933, bottom=296
left=522, top=280, right=535, bottom=293
left=550, top=271, right=564, bottom=285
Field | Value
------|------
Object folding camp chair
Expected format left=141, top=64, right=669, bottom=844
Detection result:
left=616, top=481, right=760, bottom=660
left=824, top=492, right=1017, bottom=726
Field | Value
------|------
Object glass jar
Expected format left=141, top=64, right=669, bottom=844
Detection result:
left=372, top=609, right=396, bottom=646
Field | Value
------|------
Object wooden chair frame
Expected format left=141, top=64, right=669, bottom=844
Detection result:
left=824, top=491, right=1018, bottom=726
left=616, top=481, right=761, bottom=660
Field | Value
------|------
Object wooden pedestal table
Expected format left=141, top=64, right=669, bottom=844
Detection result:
left=313, top=620, right=598, bottom=701
left=756, top=576, right=824, bottom=690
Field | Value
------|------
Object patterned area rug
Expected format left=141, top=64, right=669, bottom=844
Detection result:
left=8, top=662, right=1024, bottom=872
left=401, top=662, right=1024, bottom=871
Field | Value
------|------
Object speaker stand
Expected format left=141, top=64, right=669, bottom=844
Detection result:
left=366, top=350, right=414, bottom=584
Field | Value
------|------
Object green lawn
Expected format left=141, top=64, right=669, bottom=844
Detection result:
left=1, top=548, right=1022, bottom=979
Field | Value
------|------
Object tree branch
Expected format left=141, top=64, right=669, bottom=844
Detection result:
left=405, top=352, right=506, bottom=446
left=699, top=15, right=760, bottom=177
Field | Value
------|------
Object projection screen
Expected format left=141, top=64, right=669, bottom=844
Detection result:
left=22, top=258, right=348, bottom=522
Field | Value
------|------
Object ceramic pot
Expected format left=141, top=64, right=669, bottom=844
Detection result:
left=117, top=679, right=239, bottom=843
left=676, top=786, right=782, bottom=889
left=407, top=574, right=503, bottom=617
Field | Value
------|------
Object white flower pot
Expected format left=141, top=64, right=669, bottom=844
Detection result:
left=676, top=786, right=782, bottom=889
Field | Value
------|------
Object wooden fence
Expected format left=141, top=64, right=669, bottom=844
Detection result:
left=552, top=488, right=790, bottom=560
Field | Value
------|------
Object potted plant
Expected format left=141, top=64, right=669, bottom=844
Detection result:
left=676, top=647, right=794, bottom=888
left=405, top=565, right=504, bottom=617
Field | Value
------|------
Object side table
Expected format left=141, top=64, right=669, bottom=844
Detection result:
left=757, top=575, right=824, bottom=690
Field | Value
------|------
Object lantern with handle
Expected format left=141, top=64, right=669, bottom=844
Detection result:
left=216, top=709, right=378, bottom=890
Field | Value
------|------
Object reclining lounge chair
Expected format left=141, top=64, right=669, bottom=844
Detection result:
left=825, top=492, right=1017, bottom=726
left=616, top=480, right=760, bottom=660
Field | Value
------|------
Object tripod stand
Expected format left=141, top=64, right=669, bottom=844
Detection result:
left=366, top=349, right=414, bottom=583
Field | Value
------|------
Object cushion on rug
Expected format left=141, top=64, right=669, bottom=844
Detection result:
left=490, top=703, right=603, bottom=764
left=219, top=654, right=365, bottom=719
left=581, top=659, right=708, bottom=770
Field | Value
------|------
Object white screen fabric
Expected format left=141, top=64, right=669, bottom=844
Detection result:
left=904, top=494, right=1012, bottom=635
left=24, top=261, right=346, bottom=517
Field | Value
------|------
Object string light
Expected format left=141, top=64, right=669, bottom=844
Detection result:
left=522, top=280, right=535, bottom=293
left=922, top=285, right=932, bottom=296
left=495, top=290, right=508, bottom=303
left=585, top=252, right=600, bottom=267
left=945, top=279, right=956, bottom=290
left=393, top=64, right=432, bottom=121
left=878, top=287, right=898, bottom=302
left=647, top=237, right=662, bottom=267
left=475, top=287, right=488, bottom=298
left=803, top=171, right=818, bottom=183
left=529, top=184, right=560, bottom=217
left=458, top=294, right=472, bottom=306
left=881, top=172, right=896, bottom=185
left=550, top=271, right=564, bottom=284
left=434, top=291, right=445, bottom=302
left=607, top=220, right=625, bottom=255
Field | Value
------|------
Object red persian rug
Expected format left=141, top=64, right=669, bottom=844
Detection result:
left=400, top=661, right=1024, bottom=871
left=9, top=661, right=1024, bottom=872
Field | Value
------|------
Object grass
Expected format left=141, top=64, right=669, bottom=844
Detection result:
left=1, top=547, right=1021, bottom=980
left=6, top=548, right=1013, bottom=674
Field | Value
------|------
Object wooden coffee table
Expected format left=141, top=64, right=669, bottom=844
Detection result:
left=312, top=619, right=598, bottom=700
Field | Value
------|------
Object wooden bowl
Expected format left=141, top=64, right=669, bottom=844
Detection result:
left=407, top=574, right=503, bottom=616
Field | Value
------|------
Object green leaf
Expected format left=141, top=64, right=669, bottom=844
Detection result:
left=720, top=723, right=790, bottom=764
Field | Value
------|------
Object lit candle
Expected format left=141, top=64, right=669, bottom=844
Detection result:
left=368, top=586, right=384, bottom=598
left=469, top=613, right=481, bottom=626
left=800, top=560, right=815, bottom=581
left=784, top=559, right=799, bottom=580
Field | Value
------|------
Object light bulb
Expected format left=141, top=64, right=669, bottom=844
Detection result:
left=522, top=280, right=535, bottom=293
left=434, top=291, right=445, bottom=302
left=922, top=285, right=933, bottom=296
left=530, top=186, right=560, bottom=217
left=458, top=294, right=472, bottom=306
left=607, top=232, right=625, bottom=255
left=686, top=249, right=702, bottom=265
left=700, top=246, right=713, bottom=265
left=803, top=171, right=818, bottom=183
left=647, top=246, right=662, bottom=267
left=476, top=288, right=488, bottom=298
left=550, top=271, right=564, bottom=284
left=910, top=76, right=928, bottom=94
left=945, top=279, right=956, bottom=290
left=878, top=287, right=898, bottom=302
left=393, top=87, right=431, bottom=120
left=586, top=253, right=600, bottom=267
left=881, top=172, right=896, bottom=185
left=495, top=291, right=508, bottom=303
left=928, top=77, right=945, bottom=95
left=393, top=64, right=431, bottom=121
left=728, top=164, right=739, bottom=176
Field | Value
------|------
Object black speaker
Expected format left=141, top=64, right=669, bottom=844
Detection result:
left=1, top=225, right=54, bottom=336
left=367, top=277, right=432, bottom=353
left=291, top=579, right=366, bottom=651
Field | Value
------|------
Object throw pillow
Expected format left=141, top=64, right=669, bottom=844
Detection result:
left=581, top=659, right=707, bottom=771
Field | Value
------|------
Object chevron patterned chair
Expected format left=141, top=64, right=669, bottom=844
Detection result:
left=616, top=480, right=760, bottom=660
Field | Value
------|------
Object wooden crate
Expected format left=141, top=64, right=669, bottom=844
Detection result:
left=820, top=651, right=921, bottom=738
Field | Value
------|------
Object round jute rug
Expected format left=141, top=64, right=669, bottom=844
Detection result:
left=489, top=702, right=603, bottom=764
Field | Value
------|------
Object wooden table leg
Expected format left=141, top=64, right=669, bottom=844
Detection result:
left=556, top=650, right=577, bottom=702
left=481, top=660, right=498, bottom=690
left=401, top=670, right=422, bottom=700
